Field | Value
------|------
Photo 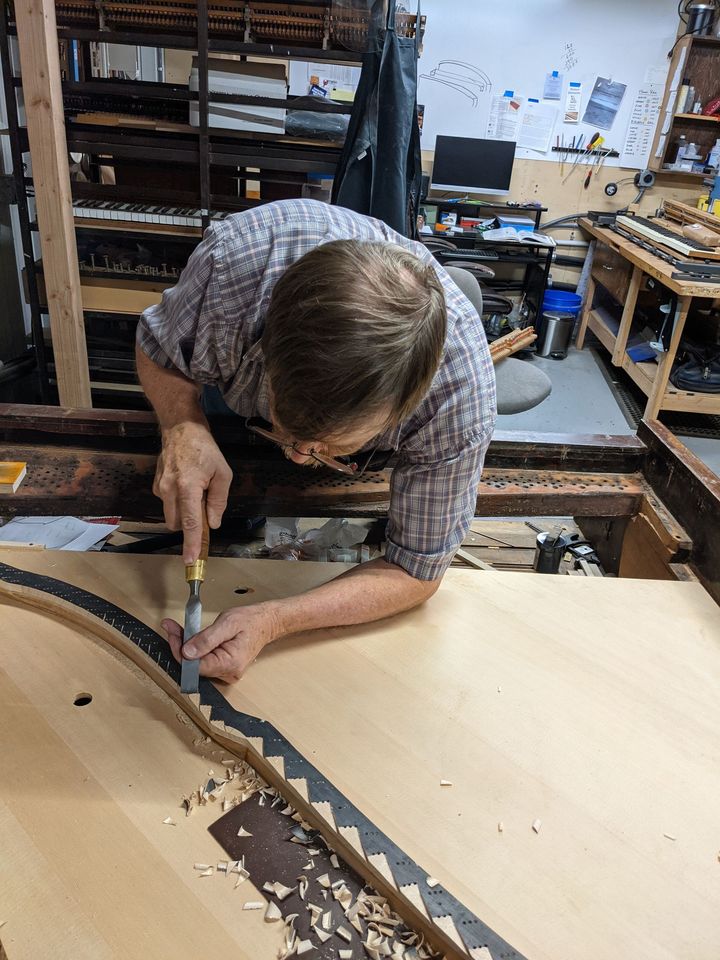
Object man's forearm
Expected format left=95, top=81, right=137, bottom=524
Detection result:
left=268, top=557, right=440, bottom=638
left=135, top=345, right=206, bottom=430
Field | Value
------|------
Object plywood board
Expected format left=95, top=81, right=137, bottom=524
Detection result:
left=1, top=552, right=719, bottom=960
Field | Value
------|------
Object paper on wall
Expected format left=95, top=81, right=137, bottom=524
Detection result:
left=582, top=76, right=627, bottom=131
left=645, top=64, right=669, bottom=86
left=543, top=71, right=563, bottom=100
left=486, top=91, right=524, bottom=140
left=564, top=82, right=582, bottom=122
left=620, top=84, right=663, bottom=167
left=517, top=99, right=557, bottom=153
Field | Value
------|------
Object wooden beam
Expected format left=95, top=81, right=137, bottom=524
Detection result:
left=13, top=0, right=91, bottom=407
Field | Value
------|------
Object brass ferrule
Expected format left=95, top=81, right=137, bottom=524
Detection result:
left=185, top=559, right=207, bottom=583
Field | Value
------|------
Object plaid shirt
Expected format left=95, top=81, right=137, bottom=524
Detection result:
left=138, top=199, right=496, bottom=580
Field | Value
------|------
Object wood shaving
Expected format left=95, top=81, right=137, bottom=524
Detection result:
left=302, top=859, right=315, bottom=871
left=237, top=827, right=253, bottom=838
left=197, top=868, right=213, bottom=878
left=265, top=901, right=283, bottom=922
left=298, top=876, right=308, bottom=901
left=663, top=833, right=677, bottom=841
left=317, top=873, right=331, bottom=888
left=314, top=927, right=332, bottom=943
left=497, top=821, right=504, bottom=833
left=532, top=819, right=542, bottom=834
left=339, top=952, right=353, bottom=960
left=162, top=817, right=176, bottom=826
left=273, top=882, right=297, bottom=901
left=329, top=853, right=340, bottom=869
left=194, top=863, right=212, bottom=871
left=296, top=940, right=314, bottom=955
left=242, top=901, right=264, bottom=910
left=440, top=779, right=453, bottom=787
left=425, top=877, right=440, bottom=888
left=321, top=910, right=332, bottom=931
left=234, top=868, right=250, bottom=888
left=336, top=925, right=353, bottom=942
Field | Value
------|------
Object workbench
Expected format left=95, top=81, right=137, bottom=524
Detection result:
left=576, top=216, right=720, bottom=420
left=1, top=551, right=719, bottom=960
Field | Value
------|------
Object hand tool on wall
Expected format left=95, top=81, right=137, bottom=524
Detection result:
left=561, top=131, right=599, bottom=184
left=583, top=137, right=605, bottom=189
left=181, top=504, right=209, bottom=694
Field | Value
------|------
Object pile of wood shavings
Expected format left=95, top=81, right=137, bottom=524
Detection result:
left=269, top=802, right=440, bottom=960
left=181, top=757, right=268, bottom=816
left=179, top=755, right=441, bottom=960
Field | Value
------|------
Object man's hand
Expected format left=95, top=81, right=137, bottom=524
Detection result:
left=154, top=421, right=233, bottom=562
left=162, top=603, right=280, bottom=683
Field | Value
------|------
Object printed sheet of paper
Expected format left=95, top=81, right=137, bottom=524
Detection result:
left=543, top=71, right=563, bottom=100
left=582, top=76, right=627, bottom=131
left=517, top=100, right=557, bottom=153
left=620, top=85, right=663, bottom=167
left=486, top=92, right=524, bottom=141
left=564, top=82, right=582, bottom=122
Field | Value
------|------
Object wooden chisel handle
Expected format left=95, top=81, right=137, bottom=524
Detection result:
left=185, top=503, right=210, bottom=583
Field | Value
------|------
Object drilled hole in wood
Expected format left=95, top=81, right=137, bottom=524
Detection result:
left=74, top=692, right=93, bottom=706
left=234, top=587, right=255, bottom=595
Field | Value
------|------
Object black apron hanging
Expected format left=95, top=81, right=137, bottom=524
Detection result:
left=331, top=0, right=423, bottom=238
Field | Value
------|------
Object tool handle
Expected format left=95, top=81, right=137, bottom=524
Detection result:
left=185, top=502, right=210, bottom=583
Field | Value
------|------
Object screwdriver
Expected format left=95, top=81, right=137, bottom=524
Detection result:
left=583, top=136, right=605, bottom=189
left=562, top=131, right=600, bottom=184
left=180, top=504, right=209, bottom=695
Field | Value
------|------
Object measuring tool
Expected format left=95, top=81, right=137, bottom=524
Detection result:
left=181, top=506, right=209, bottom=694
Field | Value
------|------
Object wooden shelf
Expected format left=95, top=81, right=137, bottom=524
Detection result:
left=674, top=112, right=720, bottom=121
left=621, top=353, right=720, bottom=414
left=586, top=308, right=619, bottom=354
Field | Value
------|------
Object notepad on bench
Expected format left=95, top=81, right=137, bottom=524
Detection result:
left=0, top=461, right=27, bottom=493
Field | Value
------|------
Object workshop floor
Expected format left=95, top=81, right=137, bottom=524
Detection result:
left=497, top=346, right=720, bottom=478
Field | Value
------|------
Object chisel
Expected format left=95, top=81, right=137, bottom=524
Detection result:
left=180, top=506, right=209, bottom=695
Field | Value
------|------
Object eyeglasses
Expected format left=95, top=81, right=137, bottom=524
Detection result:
left=246, top=421, right=387, bottom=477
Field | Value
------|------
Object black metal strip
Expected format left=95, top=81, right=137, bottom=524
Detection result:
left=0, top=560, right=524, bottom=960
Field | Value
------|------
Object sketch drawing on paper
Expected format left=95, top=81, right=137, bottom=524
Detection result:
left=420, top=61, right=492, bottom=108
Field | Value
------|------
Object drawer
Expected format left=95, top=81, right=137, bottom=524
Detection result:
left=592, top=241, right=633, bottom=304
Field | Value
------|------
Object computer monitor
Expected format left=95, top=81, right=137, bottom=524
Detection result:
left=430, top=136, right=516, bottom=196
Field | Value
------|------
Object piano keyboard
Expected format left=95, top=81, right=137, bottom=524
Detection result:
left=72, top=200, right=233, bottom=229
left=616, top=214, right=719, bottom=260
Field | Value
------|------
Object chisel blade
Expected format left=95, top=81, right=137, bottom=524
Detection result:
left=181, top=589, right=201, bottom=694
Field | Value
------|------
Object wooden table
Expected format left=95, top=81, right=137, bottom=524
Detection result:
left=576, top=216, right=720, bottom=420
left=1, top=551, right=719, bottom=960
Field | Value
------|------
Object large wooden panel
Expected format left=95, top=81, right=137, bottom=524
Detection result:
left=1, top=552, right=719, bottom=960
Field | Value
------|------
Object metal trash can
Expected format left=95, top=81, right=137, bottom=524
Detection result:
left=536, top=311, right=574, bottom=359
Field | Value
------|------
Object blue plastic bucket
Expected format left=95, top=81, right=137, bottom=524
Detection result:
left=542, top=290, right=582, bottom=316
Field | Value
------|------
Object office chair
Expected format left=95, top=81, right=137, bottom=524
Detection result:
left=444, top=265, right=552, bottom=415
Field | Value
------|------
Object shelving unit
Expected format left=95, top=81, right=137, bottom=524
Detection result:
left=1, top=0, right=425, bottom=406
left=649, top=34, right=720, bottom=179
left=422, top=199, right=553, bottom=327
left=577, top=216, right=720, bottom=420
